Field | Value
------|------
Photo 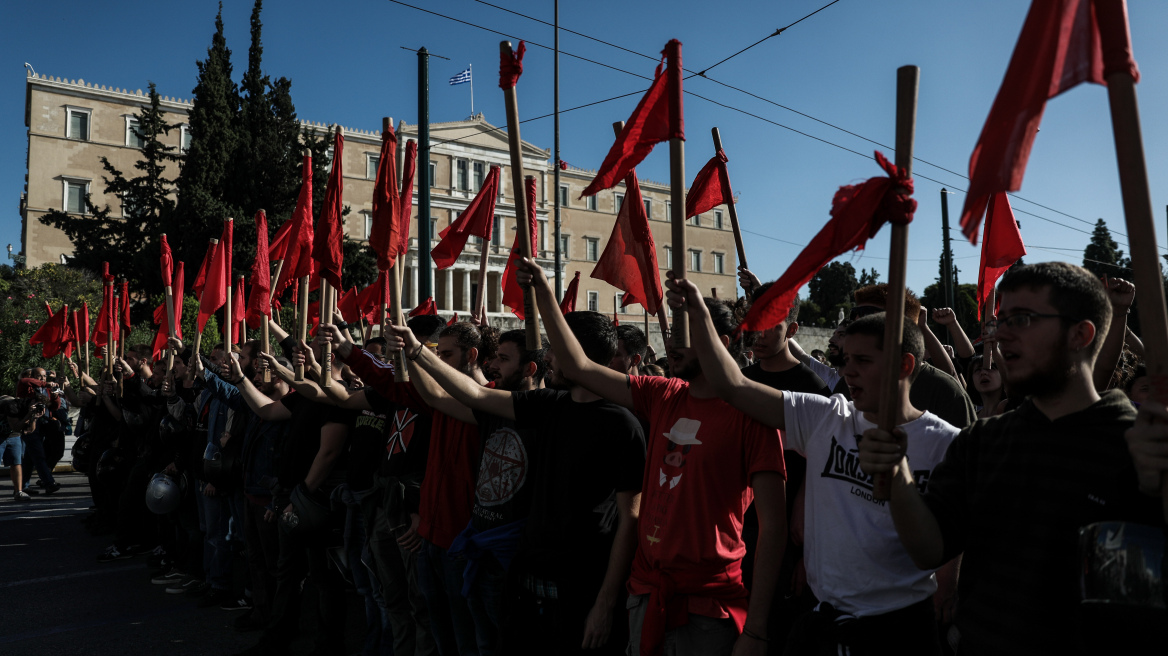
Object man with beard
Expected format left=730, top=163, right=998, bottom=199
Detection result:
left=610, top=325, right=648, bottom=375
left=385, top=311, right=645, bottom=656
left=858, top=262, right=1163, bottom=655
left=667, top=275, right=958, bottom=655
left=324, top=320, right=487, bottom=656
left=513, top=259, right=785, bottom=656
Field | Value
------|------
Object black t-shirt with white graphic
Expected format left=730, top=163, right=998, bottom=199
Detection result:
left=470, top=410, right=537, bottom=532
left=346, top=389, right=430, bottom=492
left=511, top=389, right=646, bottom=584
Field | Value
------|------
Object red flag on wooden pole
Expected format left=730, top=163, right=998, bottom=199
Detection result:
left=66, top=309, right=80, bottom=359
left=232, top=276, right=246, bottom=344
left=502, top=176, right=539, bottom=318
left=192, top=238, right=216, bottom=297
left=431, top=166, right=500, bottom=269
left=277, top=154, right=315, bottom=297
left=957, top=0, right=1138, bottom=243
left=30, top=303, right=69, bottom=357
left=409, top=297, right=438, bottom=317
left=312, top=128, right=345, bottom=290
left=79, top=302, right=90, bottom=345
left=580, top=40, right=684, bottom=198
left=197, top=223, right=231, bottom=333
left=398, top=140, right=418, bottom=257
left=120, top=281, right=131, bottom=331
left=370, top=120, right=401, bottom=270
left=246, top=210, right=271, bottom=329
left=268, top=217, right=295, bottom=263
left=560, top=271, right=581, bottom=314
left=590, top=170, right=663, bottom=316
left=685, top=150, right=732, bottom=219
left=976, top=193, right=1027, bottom=319
left=160, top=235, right=174, bottom=288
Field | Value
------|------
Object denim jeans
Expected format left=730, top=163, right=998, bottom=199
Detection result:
left=451, top=551, right=508, bottom=656
left=417, top=539, right=479, bottom=656
left=195, top=483, right=232, bottom=591
left=341, top=485, right=391, bottom=656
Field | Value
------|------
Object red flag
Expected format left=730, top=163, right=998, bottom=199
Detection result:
left=580, top=40, right=684, bottom=198
left=357, top=281, right=383, bottom=324
left=370, top=125, right=401, bottom=270
left=977, top=193, right=1027, bottom=319
left=379, top=269, right=391, bottom=324
left=590, top=171, right=663, bottom=315
left=152, top=262, right=186, bottom=361
left=120, top=281, right=131, bottom=330
left=151, top=302, right=168, bottom=361
left=160, top=234, right=174, bottom=287
left=246, top=210, right=272, bottom=329
left=337, top=287, right=361, bottom=324
left=192, top=239, right=216, bottom=297
left=66, top=309, right=80, bottom=359
left=173, top=262, right=185, bottom=341
left=95, top=264, right=119, bottom=350
left=44, top=302, right=53, bottom=318
left=268, top=218, right=295, bottom=263
left=79, top=302, right=90, bottom=346
left=197, top=222, right=231, bottom=333
left=560, top=271, right=581, bottom=314
left=409, top=297, right=438, bottom=317
left=312, top=130, right=345, bottom=290
left=958, top=0, right=1139, bottom=243
left=502, top=177, right=539, bottom=318
left=398, top=140, right=418, bottom=257
left=446, top=312, right=459, bottom=327
left=685, top=149, right=733, bottom=218
left=30, top=303, right=69, bottom=358
left=742, top=152, right=916, bottom=332
left=232, top=276, right=246, bottom=343
left=431, top=166, right=500, bottom=269
left=277, top=155, right=315, bottom=296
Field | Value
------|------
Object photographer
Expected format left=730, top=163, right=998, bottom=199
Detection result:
left=2, top=396, right=46, bottom=502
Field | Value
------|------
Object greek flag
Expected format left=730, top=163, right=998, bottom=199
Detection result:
left=449, top=68, right=472, bottom=85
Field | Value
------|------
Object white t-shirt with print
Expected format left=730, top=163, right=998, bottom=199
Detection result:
left=784, top=391, right=959, bottom=617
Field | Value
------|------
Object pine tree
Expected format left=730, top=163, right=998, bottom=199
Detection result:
left=1082, top=218, right=1131, bottom=279
left=174, top=2, right=240, bottom=272
left=38, top=83, right=178, bottom=319
left=808, top=261, right=859, bottom=323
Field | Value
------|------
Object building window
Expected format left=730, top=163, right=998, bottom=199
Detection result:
left=558, top=235, right=569, bottom=259
left=179, top=125, right=192, bottom=152
left=367, top=155, right=380, bottom=180
left=663, top=246, right=672, bottom=268
left=614, top=192, right=624, bottom=212
left=558, top=185, right=569, bottom=207
left=325, top=146, right=335, bottom=173
left=615, top=293, right=624, bottom=311
left=713, top=252, right=725, bottom=274
left=457, top=160, right=469, bottom=190
left=364, top=212, right=373, bottom=239
left=643, top=198, right=652, bottom=219
left=474, top=162, right=485, bottom=191
left=492, top=215, right=503, bottom=247
left=585, top=237, right=599, bottom=262
left=63, top=179, right=89, bottom=214
left=714, top=210, right=724, bottom=230
left=586, top=195, right=597, bottom=211
left=689, top=213, right=700, bottom=226
left=665, top=201, right=671, bottom=221
left=429, top=161, right=437, bottom=188
left=690, top=249, right=702, bottom=272
left=66, top=107, right=91, bottom=141
left=126, top=117, right=145, bottom=148
left=587, top=291, right=599, bottom=312
left=539, top=219, right=548, bottom=252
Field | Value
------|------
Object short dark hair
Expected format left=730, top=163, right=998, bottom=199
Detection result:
left=366, top=336, right=388, bottom=349
left=407, top=316, right=445, bottom=343
left=439, top=321, right=482, bottom=355
left=498, top=329, right=550, bottom=382
left=750, top=283, right=799, bottom=324
left=616, top=325, right=648, bottom=360
left=705, top=298, right=744, bottom=360
left=854, top=284, right=921, bottom=322
left=844, top=312, right=925, bottom=375
left=240, top=340, right=261, bottom=361
left=564, top=311, right=618, bottom=365
left=997, top=262, right=1111, bottom=357
left=478, top=326, right=501, bottom=365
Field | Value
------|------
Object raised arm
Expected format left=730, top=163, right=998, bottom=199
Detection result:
left=664, top=274, right=786, bottom=430
left=516, top=258, right=633, bottom=409
left=1094, top=277, right=1134, bottom=392
left=918, top=307, right=958, bottom=379
left=225, top=355, right=291, bottom=421
left=387, top=323, right=510, bottom=422
left=932, top=308, right=975, bottom=359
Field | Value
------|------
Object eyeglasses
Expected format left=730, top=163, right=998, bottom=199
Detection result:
left=985, top=313, right=1070, bottom=336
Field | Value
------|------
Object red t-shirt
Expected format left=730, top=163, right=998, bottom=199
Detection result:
left=627, top=375, right=785, bottom=621
left=344, top=348, right=482, bottom=550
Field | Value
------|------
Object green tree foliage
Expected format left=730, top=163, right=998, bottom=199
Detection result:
left=858, top=267, right=881, bottom=287
left=808, top=261, right=859, bottom=326
left=38, top=84, right=178, bottom=323
left=173, top=2, right=241, bottom=270
left=1082, top=218, right=1131, bottom=279
left=920, top=281, right=980, bottom=340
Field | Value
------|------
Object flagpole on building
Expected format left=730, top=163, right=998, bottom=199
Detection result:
left=469, top=63, right=474, bottom=115
left=553, top=0, right=563, bottom=299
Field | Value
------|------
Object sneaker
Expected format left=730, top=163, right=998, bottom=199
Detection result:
left=35, top=479, right=43, bottom=488
left=97, top=545, right=132, bottom=562
left=44, top=482, right=61, bottom=495
left=151, top=568, right=186, bottom=585
left=13, top=491, right=31, bottom=503
left=221, top=596, right=254, bottom=612
left=128, top=543, right=156, bottom=556
left=185, top=581, right=211, bottom=597
left=198, top=587, right=234, bottom=608
left=165, top=577, right=202, bottom=595
left=22, top=487, right=40, bottom=496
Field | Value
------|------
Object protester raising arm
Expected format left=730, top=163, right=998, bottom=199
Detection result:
left=385, top=323, right=509, bottom=422
left=223, top=354, right=291, bottom=421
left=931, top=308, right=975, bottom=359
left=917, top=307, right=958, bottom=379
left=515, top=258, right=633, bottom=409
left=665, top=273, right=787, bottom=430
left=1093, top=276, right=1134, bottom=392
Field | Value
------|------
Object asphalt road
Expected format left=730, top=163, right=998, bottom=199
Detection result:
left=0, top=472, right=364, bottom=656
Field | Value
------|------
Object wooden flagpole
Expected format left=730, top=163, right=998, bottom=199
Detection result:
left=237, top=274, right=247, bottom=347
left=320, top=280, right=334, bottom=388
left=162, top=233, right=178, bottom=375
left=983, top=286, right=996, bottom=363
left=391, top=262, right=409, bottom=380
left=263, top=259, right=284, bottom=382
left=872, top=65, right=919, bottom=501
left=500, top=41, right=542, bottom=350
left=224, top=274, right=233, bottom=356
left=667, top=59, right=688, bottom=348
left=187, top=237, right=217, bottom=384
left=114, top=283, right=123, bottom=397
left=1097, top=2, right=1168, bottom=515
left=710, top=128, right=748, bottom=271
left=294, top=276, right=309, bottom=381
left=103, top=280, right=113, bottom=380
left=475, top=215, right=491, bottom=321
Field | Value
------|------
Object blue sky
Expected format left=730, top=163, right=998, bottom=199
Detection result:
left=5, top=0, right=1168, bottom=297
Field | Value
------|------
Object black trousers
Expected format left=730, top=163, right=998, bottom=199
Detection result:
left=784, top=597, right=941, bottom=656
left=262, top=515, right=346, bottom=654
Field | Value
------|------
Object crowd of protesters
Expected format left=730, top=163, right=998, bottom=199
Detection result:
left=6, top=259, right=1166, bottom=656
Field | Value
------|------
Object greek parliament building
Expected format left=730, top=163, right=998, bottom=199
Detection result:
left=20, top=72, right=738, bottom=344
